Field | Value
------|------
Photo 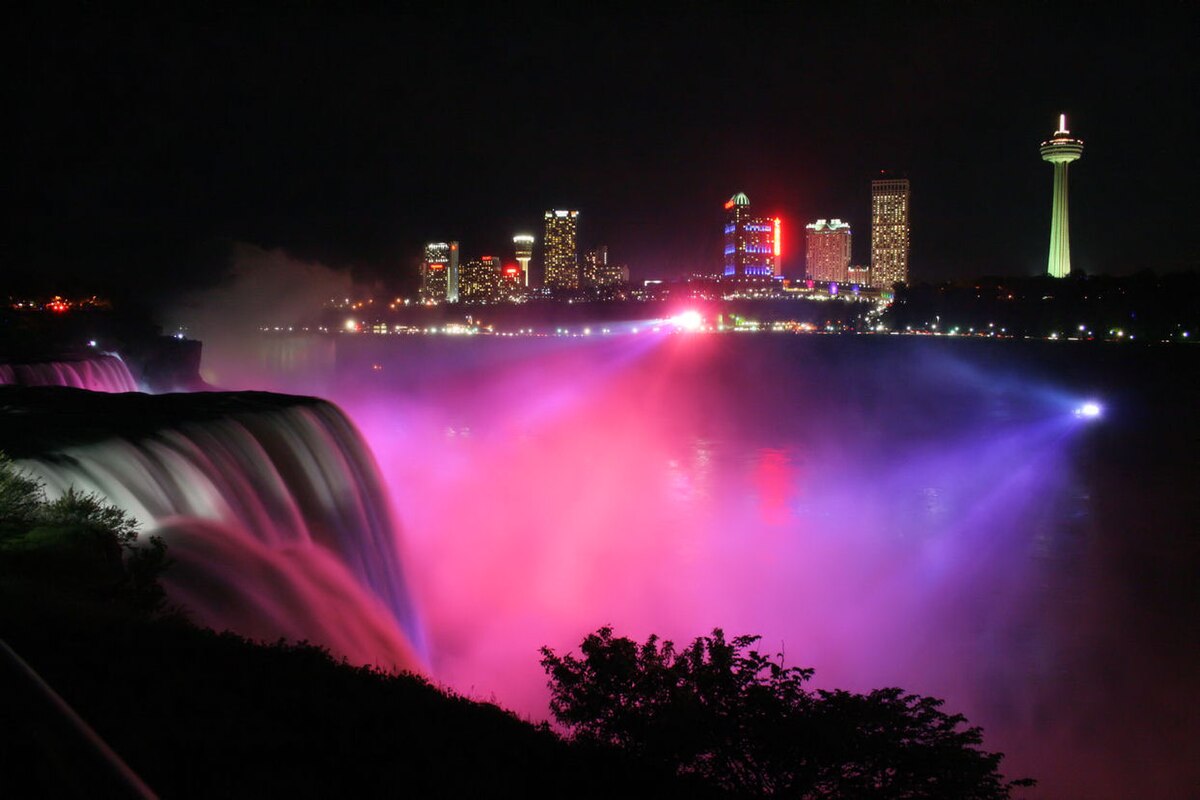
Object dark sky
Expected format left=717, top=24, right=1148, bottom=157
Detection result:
left=12, top=4, right=1199, bottom=298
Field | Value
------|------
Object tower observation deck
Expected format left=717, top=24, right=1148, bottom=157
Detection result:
left=1040, top=114, right=1084, bottom=278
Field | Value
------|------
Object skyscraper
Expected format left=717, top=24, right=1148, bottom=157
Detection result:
left=543, top=210, right=579, bottom=290
left=420, top=241, right=459, bottom=303
left=870, top=177, right=910, bottom=289
left=582, top=246, right=608, bottom=287
left=722, top=192, right=778, bottom=278
left=804, top=219, right=852, bottom=284
left=513, top=234, right=534, bottom=287
left=458, top=255, right=502, bottom=303
left=500, top=263, right=524, bottom=301
left=582, top=246, right=627, bottom=288
left=1040, top=114, right=1084, bottom=279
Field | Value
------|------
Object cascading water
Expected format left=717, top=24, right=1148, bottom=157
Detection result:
left=0, top=354, right=139, bottom=393
left=11, top=389, right=423, bottom=673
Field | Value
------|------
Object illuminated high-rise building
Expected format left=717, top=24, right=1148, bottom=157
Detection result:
left=420, top=241, right=460, bottom=303
left=870, top=177, right=910, bottom=289
left=583, top=246, right=627, bottom=288
left=458, top=255, right=502, bottom=303
left=722, top=192, right=779, bottom=278
left=583, top=246, right=608, bottom=287
left=543, top=210, right=579, bottom=290
left=513, top=234, right=534, bottom=287
left=1040, top=114, right=1084, bottom=278
left=499, top=263, right=524, bottom=300
left=804, top=219, right=852, bottom=284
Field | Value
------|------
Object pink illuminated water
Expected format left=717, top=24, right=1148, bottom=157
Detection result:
left=0, top=354, right=139, bottom=392
left=196, top=328, right=1200, bottom=796
left=170, top=332, right=1200, bottom=796
left=20, top=399, right=424, bottom=673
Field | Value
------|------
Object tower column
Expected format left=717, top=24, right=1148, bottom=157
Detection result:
left=1047, top=162, right=1071, bottom=278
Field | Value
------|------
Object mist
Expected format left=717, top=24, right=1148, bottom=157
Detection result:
left=167, top=243, right=355, bottom=388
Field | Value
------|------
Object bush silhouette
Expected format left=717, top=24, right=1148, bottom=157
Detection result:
left=542, top=626, right=1033, bottom=798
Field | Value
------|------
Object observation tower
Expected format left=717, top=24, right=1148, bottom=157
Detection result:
left=513, top=234, right=534, bottom=286
left=1040, top=114, right=1084, bottom=278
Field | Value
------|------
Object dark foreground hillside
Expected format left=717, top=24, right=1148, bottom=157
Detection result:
left=2, top=615, right=702, bottom=798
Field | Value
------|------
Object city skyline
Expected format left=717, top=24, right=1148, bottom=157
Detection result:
left=11, top=5, right=1196, bottom=302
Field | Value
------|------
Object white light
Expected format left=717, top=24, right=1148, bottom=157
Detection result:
left=671, top=310, right=703, bottom=331
left=1074, top=401, right=1102, bottom=419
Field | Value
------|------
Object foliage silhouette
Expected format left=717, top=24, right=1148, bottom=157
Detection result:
left=0, top=456, right=169, bottom=613
left=542, top=626, right=1034, bottom=799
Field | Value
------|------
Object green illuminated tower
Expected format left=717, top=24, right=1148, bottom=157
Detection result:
left=1040, top=114, right=1084, bottom=278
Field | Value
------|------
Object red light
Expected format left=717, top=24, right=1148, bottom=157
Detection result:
left=724, top=200, right=735, bottom=210
left=504, top=267, right=518, bottom=275
left=429, top=263, right=445, bottom=270
left=774, top=218, right=781, bottom=257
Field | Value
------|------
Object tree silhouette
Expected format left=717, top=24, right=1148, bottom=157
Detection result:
left=541, top=627, right=1033, bottom=799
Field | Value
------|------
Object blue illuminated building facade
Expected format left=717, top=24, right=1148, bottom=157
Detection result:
left=722, top=192, right=778, bottom=278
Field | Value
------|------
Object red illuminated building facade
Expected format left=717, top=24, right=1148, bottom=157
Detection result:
left=499, top=263, right=525, bottom=301
left=804, top=219, right=852, bottom=284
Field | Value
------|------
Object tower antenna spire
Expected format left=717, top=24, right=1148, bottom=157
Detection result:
left=1059, top=113, right=1067, bottom=133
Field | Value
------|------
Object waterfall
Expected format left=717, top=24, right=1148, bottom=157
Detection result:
left=17, top=395, right=424, bottom=673
left=0, top=354, right=139, bottom=393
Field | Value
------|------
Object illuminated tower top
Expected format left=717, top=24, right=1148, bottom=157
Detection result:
left=513, top=234, right=534, bottom=287
left=513, top=234, right=534, bottom=258
left=1040, top=114, right=1084, bottom=164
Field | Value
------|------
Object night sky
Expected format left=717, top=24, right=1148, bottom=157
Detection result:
left=12, top=4, right=1198, bottom=299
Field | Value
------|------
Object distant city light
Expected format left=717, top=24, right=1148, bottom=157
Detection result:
left=671, top=310, right=704, bottom=331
